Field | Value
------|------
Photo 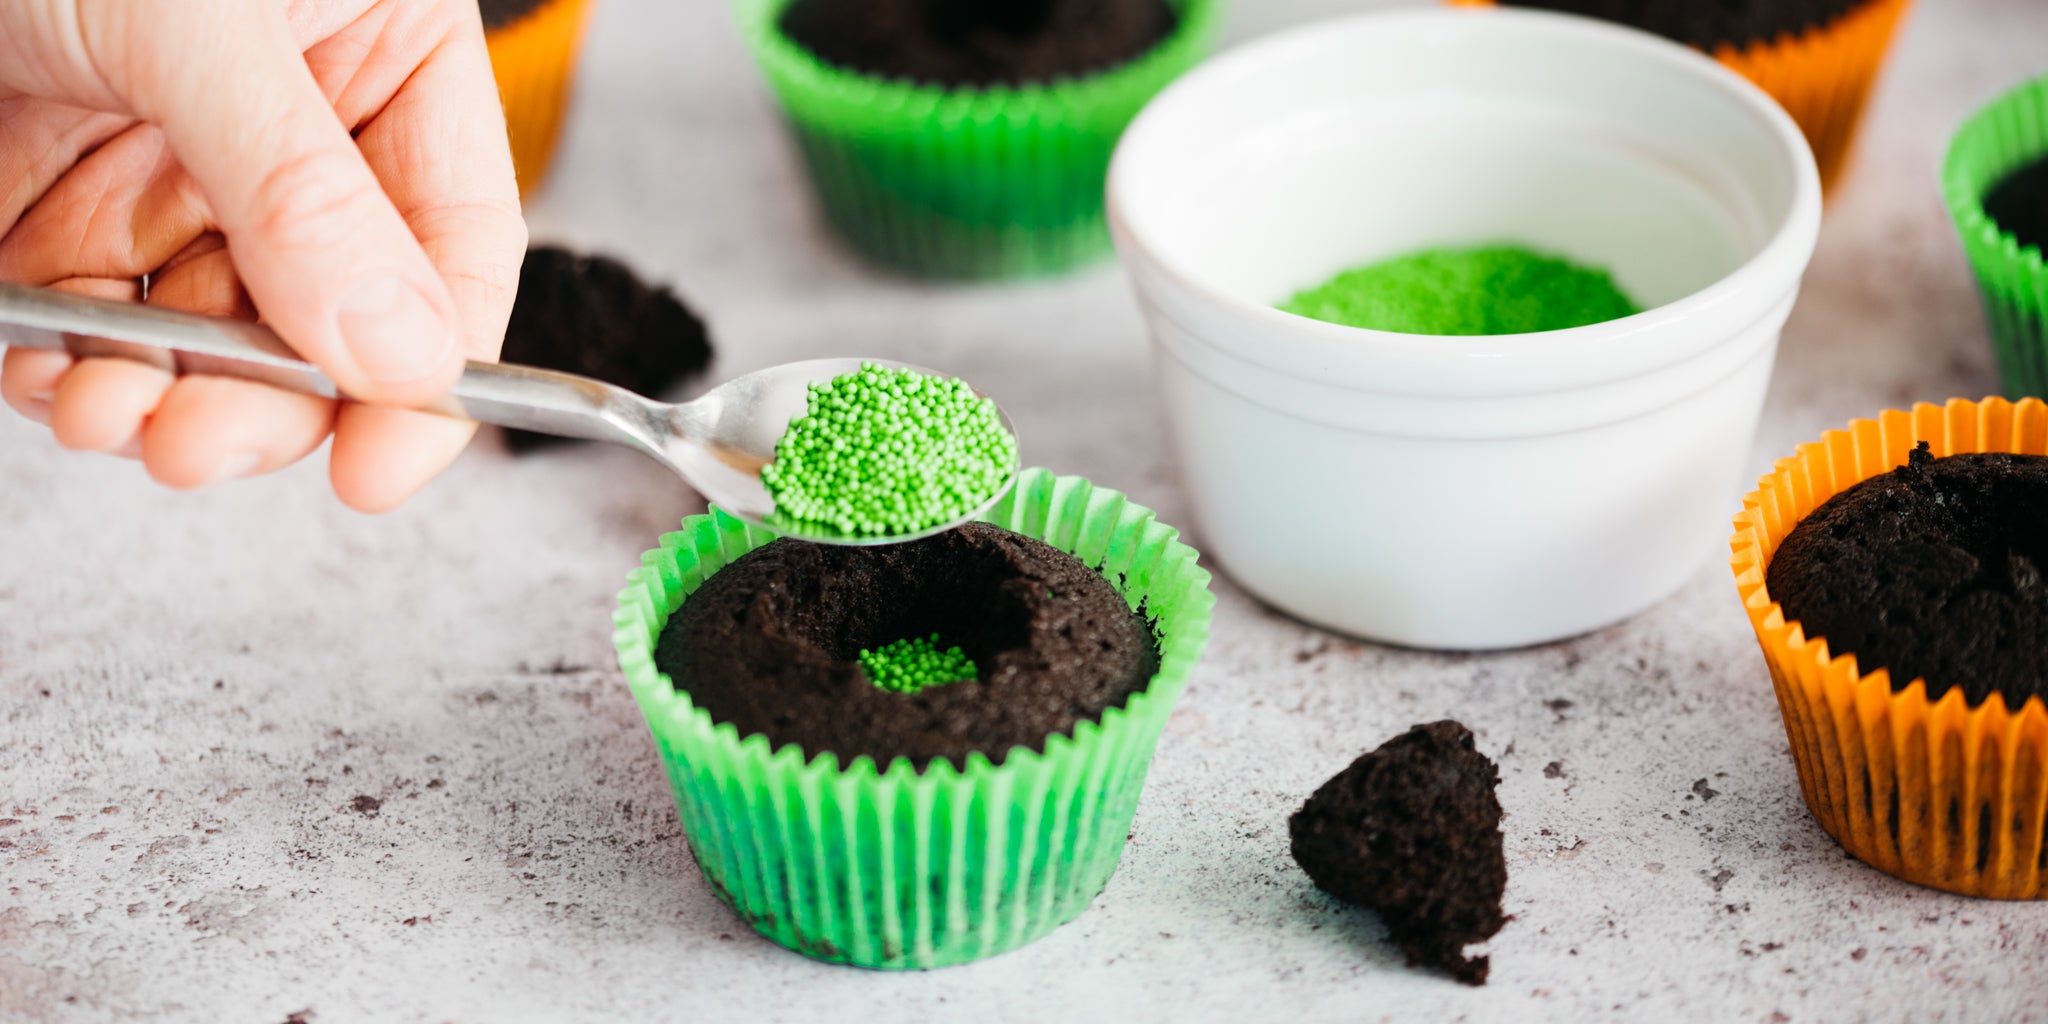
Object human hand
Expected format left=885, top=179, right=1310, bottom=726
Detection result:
left=0, top=0, right=526, bottom=511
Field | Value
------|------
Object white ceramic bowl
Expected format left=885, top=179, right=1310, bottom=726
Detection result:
left=1107, top=7, right=1822, bottom=650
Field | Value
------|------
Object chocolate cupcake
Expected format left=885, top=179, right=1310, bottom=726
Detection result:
left=1731, top=397, right=2048, bottom=899
left=615, top=469, right=1214, bottom=966
left=1944, top=74, right=2048, bottom=400
left=482, top=0, right=595, bottom=195
left=1449, top=0, right=1913, bottom=189
left=658, top=522, right=1160, bottom=769
left=1768, top=444, right=2048, bottom=701
left=734, top=0, right=1221, bottom=279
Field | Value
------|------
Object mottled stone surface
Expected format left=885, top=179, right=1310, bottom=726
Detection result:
left=4, top=0, right=2047, bottom=1021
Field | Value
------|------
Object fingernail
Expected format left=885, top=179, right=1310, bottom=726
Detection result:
left=209, top=452, right=261, bottom=484
left=336, top=276, right=458, bottom=386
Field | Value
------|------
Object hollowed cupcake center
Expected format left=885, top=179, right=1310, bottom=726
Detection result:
left=658, top=522, right=1160, bottom=768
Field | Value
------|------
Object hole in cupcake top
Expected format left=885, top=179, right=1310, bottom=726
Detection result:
left=656, top=522, right=1160, bottom=768
left=777, top=0, right=1180, bottom=89
left=1767, top=443, right=2048, bottom=705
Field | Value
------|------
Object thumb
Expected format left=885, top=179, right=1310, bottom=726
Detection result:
left=113, top=1, right=464, bottom=406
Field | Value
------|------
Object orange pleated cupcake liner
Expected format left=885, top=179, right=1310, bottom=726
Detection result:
left=486, top=0, right=595, bottom=196
left=1446, top=0, right=1913, bottom=191
left=1731, top=397, right=2048, bottom=899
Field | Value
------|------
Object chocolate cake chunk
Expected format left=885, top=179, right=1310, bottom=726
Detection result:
left=479, top=0, right=550, bottom=30
left=1985, top=154, right=2048, bottom=255
left=498, top=247, right=713, bottom=453
left=1289, top=721, right=1507, bottom=986
left=655, top=522, right=1159, bottom=769
left=1767, top=443, right=2048, bottom=705
left=1496, top=0, right=1866, bottom=50
left=778, top=0, right=1178, bottom=89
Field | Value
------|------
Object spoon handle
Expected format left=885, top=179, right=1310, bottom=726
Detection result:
left=0, top=280, right=672, bottom=456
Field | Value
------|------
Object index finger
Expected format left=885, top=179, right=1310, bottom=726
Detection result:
left=323, top=0, right=528, bottom=512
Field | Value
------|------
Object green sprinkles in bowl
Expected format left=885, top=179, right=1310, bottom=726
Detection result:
left=1281, top=244, right=1640, bottom=335
left=858, top=634, right=978, bottom=694
left=763, top=362, right=1018, bottom=538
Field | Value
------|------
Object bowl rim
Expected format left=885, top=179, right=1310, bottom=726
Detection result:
left=1106, top=5, right=1823, bottom=379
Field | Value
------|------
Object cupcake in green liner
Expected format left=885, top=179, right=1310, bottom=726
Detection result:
left=734, top=0, right=1222, bottom=280
left=613, top=468, right=1213, bottom=968
left=1944, top=73, right=2048, bottom=399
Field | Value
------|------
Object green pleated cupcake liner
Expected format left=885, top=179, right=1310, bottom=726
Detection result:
left=613, top=468, right=1214, bottom=968
left=734, top=0, right=1222, bottom=280
left=1943, top=73, right=2048, bottom=398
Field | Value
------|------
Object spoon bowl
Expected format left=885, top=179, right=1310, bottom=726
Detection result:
left=0, top=282, right=1018, bottom=545
left=659, top=357, right=1021, bottom=544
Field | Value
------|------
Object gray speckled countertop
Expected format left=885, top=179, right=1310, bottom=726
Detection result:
left=5, top=1, right=2048, bottom=1021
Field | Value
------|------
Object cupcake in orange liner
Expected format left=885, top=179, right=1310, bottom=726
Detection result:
left=1730, top=396, right=2048, bottom=899
left=484, top=0, right=596, bottom=196
left=1446, top=0, right=1913, bottom=191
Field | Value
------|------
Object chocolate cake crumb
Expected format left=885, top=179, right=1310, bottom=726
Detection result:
left=498, top=247, right=713, bottom=452
left=779, top=0, right=1178, bottom=89
left=1496, top=0, right=1866, bottom=51
left=1766, top=442, right=2048, bottom=705
left=1985, top=153, right=2048, bottom=254
left=656, top=522, right=1158, bottom=769
left=1289, top=721, right=1508, bottom=986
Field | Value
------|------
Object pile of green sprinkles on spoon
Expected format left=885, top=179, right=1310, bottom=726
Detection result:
left=858, top=635, right=978, bottom=694
left=763, top=362, right=1017, bottom=538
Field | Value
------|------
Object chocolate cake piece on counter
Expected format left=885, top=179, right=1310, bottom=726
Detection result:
left=1290, top=720, right=1509, bottom=986
left=497, top=246, right=713, bottom=453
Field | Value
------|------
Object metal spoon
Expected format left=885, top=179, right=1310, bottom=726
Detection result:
left=0, top=281, right=1017, bottom=545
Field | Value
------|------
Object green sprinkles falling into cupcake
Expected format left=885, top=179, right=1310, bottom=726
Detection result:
left=763, top=362, right=1018, bottom=538
left=859, top=634, right=978, bottom=694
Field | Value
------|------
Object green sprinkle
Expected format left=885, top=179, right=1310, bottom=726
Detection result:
left=763, top=362, right=1018, bottom=538
left=858, top=634, right=978, bottom=694
left=1279, top=244, right=1640, bottom=335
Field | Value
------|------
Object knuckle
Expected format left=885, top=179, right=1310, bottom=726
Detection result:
left=243, top=145, right=376, bottom=249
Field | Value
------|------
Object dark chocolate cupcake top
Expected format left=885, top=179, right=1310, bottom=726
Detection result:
left=479, top=0, right=551, bottom=31
left=497, top=247, right=713, bottom=453
left=1497, top=0, right=1867, bottom=50
left=1985, top=153, right=2048, bottom=254
left=1289, top=721, right=1508, bottom=986
left=1767, top=443, right=2048, bottom=705
left=778, top=0, right=1178, bottom=88
left=655, top=522, right=1160, bottom=769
